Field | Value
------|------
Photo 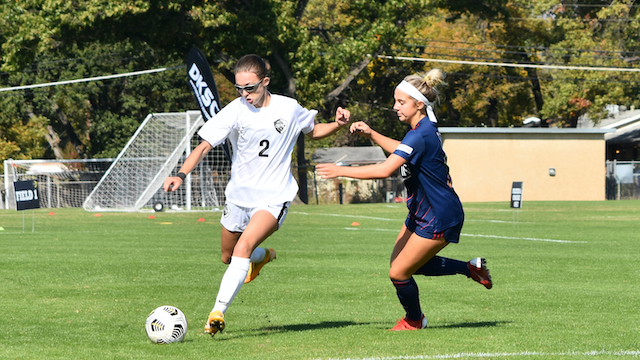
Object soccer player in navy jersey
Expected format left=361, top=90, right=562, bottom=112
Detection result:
left=316, top=69, right=492, bottom=331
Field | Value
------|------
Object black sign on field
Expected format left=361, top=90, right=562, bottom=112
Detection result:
left=510, top=181, right=523, bottom=208
left=14, top=180, right=40, bottom=211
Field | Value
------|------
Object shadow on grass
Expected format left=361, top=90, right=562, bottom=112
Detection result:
left=429, top=320, right=512, bottom=329
left=215, top=320, right=510, bottom=340
left=259, top=321, right=364, bottom=333
left=370, top=320, right=511, bottom=330
left=216, top=321, right=368, bottom=340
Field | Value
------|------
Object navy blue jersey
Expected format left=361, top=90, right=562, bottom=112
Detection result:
left=393, top=117, right=464, bottom=232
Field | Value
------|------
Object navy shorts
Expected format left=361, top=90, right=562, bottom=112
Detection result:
left=405, top=215, right=463, bottom=243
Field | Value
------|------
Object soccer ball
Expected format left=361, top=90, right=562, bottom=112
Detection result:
left=145, top=305, right=188, bottom=344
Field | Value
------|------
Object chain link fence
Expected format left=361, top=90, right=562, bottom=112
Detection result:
left=606, top=160, right=640, bottom=200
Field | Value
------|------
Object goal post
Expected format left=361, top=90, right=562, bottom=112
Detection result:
left=83, top=111, right=230, bottom=212
left=3, top=158, right=115, bottom=210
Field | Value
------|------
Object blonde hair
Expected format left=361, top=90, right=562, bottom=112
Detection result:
left=403, top=68, right=447, bottom=106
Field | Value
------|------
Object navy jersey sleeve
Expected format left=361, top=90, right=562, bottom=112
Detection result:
left=393, top=130, right=425, bottom=164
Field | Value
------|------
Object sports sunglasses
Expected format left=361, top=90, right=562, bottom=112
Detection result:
left=235, top=79, right=264, bottom=94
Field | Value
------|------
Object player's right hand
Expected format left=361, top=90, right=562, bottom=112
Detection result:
left=350, top=121, right=372, bottom=138
left=163, top=177, right=183, bottom=192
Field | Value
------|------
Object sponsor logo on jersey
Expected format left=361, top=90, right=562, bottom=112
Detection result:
left=400, top=164, right=412, bottom=182
left=274, top=119, right=286, bottom=134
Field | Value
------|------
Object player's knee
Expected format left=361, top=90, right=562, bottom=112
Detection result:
left=221, top=254, right=231, bottom=264
left=389, top=266, right=410, bottom=280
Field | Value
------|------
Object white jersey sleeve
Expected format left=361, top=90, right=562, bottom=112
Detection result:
left=197, top=98, right=242, bottom=147
left=297, top=105, right=316, bottom=135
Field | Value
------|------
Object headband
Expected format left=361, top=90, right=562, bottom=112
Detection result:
left=396, top=80, right=437, bottom=123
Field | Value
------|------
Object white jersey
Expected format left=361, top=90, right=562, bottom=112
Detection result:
left=198, top=94, right=317, bottom=207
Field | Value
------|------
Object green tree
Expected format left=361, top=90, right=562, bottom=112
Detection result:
left=540, top=2, right=640, bottom=126
left=0, top=1, right=198, bottom=159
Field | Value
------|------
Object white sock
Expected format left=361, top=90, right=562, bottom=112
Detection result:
left=250, top=247, right=267, bottom=263
left=212, top=256, right=250, bottom=314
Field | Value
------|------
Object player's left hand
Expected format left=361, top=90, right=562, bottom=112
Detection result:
left=316, top=163, right=339, bottom=179
left=335, top=107, right=351, bottom=126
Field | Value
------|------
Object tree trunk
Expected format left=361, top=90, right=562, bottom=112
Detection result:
left=53, top=104, right=85, bottom=158
left=527, top=67, right=545, bottom=126
left=487, top=98, right=498, bottom=127
left=272, top=49, right=296, bottom=97
left=44, top=125, right=65, bottom=160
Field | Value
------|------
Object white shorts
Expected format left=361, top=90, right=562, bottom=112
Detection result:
left=220, top=202, right=290, bottom=232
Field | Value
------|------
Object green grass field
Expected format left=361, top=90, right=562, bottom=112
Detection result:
left=1, top=201, right=639, bottom=359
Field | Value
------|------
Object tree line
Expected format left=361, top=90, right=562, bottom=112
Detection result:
left=1, top=0, right=639, bottom=163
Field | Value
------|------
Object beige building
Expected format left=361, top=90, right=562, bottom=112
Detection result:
left=440, top=128, right=614, bottom=202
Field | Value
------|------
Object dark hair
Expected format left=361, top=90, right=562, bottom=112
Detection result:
left=234, top=54, right=271, bottom=79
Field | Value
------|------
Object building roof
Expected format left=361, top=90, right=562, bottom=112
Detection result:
left=577, top=108, right=640, bottom=146
left=439, top=127, right=613, bottom=134
left=605, top=120, right=640, bottom=144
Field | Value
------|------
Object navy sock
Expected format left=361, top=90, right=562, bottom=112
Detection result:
left=391, top=277, right=422, bottom=321
left=415, top=256, right=471, bottom=277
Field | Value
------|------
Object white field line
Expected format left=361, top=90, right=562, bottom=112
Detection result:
left=318, top=349, right=640, bottom=360
left=461, top=233, right=586, bottom=244
left=342, top=227, right=583, bottom=243
left=294, top=211, right=583, bottom=243
left=465, top=219, right=520, bottom=223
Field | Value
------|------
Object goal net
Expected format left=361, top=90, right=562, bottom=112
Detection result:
left=82, top=111, right=230, bottom=212
left=3, top=158, right=114, bottom=209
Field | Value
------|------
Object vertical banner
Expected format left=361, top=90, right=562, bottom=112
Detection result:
left=510, top=181, right=523, bottom=208
left=14, top=180, right=40, bottom=211
left=186, top=46, right=231, bottom=163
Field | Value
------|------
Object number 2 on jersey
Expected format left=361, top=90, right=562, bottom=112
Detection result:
left=259, top=140, right=269, bottom=157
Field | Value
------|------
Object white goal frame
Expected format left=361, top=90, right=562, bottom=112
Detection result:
left=83, top=111, right=230, bottom=212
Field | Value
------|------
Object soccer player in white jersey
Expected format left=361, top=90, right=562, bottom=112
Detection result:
left=163, top=54, right=350, bottom=336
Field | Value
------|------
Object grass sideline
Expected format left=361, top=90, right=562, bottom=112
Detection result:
left=0, top=201, right=639, bottom=360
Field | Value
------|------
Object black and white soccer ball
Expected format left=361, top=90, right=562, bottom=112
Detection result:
left=145, top=305, right=188, bottom=344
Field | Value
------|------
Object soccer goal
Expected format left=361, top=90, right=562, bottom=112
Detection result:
left=82, top=111, right=230, bottom=212
left=3, top=158, right=115, bottom=209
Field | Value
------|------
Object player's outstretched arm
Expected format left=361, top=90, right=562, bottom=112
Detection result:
left=307, top=107, right=351, bottom=140
left=163, top=141, right=213, bottom=192
left=350, top=121, right=400, bottom=154
left=316, top=154, right=406, bottom=180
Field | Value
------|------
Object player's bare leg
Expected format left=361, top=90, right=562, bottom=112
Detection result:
left=206, top=211, right=278, bottom=336
left=389, top=226, right=448, bottom=330
left=243, top=212, right=279, bottom=284
left=232, top=210, right=278, bottom=258
left=220, top=227, right=241, bottom=264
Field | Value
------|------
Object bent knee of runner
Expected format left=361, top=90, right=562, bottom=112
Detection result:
left=232, top=241, right=255, bottom=258
left=221, top=254, right=232, bottom=265
left=389, top=264, right=413, bottom=281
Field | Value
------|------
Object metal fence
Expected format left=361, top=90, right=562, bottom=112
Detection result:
left=606, top=160, right=640, bottom=200
left=3, top=159, right=115, bottom=210
left=305, top=172, right=407, bottom=205
left=2, top=160, right=637, bottom=209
